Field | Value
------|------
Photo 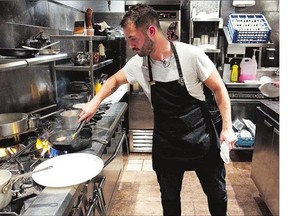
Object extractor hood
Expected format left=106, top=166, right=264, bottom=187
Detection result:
left=125, top=1, right=181, bottom=11
left=233, top=0, right=255, bottom=7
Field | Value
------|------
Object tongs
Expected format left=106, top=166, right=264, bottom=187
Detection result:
left=72, top=120, right=85, bottom=140
left=72, top=94, right=91, bottom=140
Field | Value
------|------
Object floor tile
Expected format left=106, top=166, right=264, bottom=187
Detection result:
left=109, top=153, right=273, bottom=216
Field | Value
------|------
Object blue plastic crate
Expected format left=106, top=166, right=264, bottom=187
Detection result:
left=227, top=14, right=272, bottom=43
left=236, top=137, right=254, bottom=147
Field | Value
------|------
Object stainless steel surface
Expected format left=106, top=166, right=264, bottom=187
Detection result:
left=251, top=106, right=279, bottom=216
left=60, top=110, right=80, bottom=129
left=129, top=129, right=153, bottom=153
left=0, top=170, right=12, bottom=210
left=125, top=0, right=180, bottom=5
left=0, top=113, right=28, bottom=137
left=0, top=54, right=69, bottom=72
left=53, top=59, right=113, bottom=72
left=28, top=114, right=41, bottom=129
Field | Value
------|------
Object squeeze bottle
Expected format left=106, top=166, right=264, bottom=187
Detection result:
left=230, top=62, right=239, bottom=82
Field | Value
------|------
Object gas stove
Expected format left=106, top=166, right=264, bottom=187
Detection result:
left=0, top=102, right=128, bottom=216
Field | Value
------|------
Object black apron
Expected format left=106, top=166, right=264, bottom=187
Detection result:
left=149, top=41, right=220, bottom=171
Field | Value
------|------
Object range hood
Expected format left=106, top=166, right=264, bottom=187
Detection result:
left=125, top=1, right=180, bottom=10
left=125, top=0, right=180, bottom=5
left=233, top=0, right=255, bottom=7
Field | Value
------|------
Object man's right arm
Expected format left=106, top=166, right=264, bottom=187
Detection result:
left=78, top=69, right=129, bottom=122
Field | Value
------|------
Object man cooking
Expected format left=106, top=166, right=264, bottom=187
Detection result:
left=78, top=4, right=236, bottom=216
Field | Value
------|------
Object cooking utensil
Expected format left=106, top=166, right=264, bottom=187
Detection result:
left=32, top=153, right=104, bottom=187
left=48, top=127, right=92, bottom=152
left=22, top=41, right=60, bottom=51
left=0, top=113, right=28, bottom=138
left=0, top=165, right=53, bottom=210
left=2, top=165, right=53, bottom=193
left=0, top=48, right=39, bottom=58
left=72, top=120, right=85, bottom=140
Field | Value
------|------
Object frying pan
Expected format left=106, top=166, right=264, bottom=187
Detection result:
left=48, top=127, right=92, bottom=152
left=0, top=48, right=39, bottom=58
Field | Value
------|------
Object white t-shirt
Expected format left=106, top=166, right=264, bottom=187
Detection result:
left=122, top=41, right=216, bottom=102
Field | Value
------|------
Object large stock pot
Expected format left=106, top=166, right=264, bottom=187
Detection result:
left=0, top=113, right=28, bottom=137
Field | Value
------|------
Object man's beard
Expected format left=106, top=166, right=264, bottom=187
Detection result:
left=134, top=37, right=154, bottom=57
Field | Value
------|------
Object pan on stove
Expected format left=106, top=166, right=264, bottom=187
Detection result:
left=48, top=127, right=92, bottom=152
left=0, top=48, right=39, bottom=58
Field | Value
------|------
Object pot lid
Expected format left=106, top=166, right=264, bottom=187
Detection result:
left=32, top=153, right=103, bottom=187
left=62, top=94, right=84, bottom=100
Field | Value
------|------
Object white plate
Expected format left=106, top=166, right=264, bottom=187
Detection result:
left=259, top=82, right=279, bottom=98
left=32, top=153, right=103, bottom=187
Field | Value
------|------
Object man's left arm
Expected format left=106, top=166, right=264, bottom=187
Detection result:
left=203, top=69, right=236, bottom=149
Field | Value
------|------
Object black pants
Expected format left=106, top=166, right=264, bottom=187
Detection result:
left=155, top=163, right=227, bottom=216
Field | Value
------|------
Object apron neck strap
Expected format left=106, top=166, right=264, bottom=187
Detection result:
left=148, top=41, right=184, bottom=86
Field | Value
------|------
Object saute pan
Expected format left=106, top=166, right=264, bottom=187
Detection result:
left=0, top=48, right=39, bottom=58
left=48, top=127, right=92, bottom=152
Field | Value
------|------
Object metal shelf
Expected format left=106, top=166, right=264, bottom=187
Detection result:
left=192, top=17, right=222, bottom=22
left=0, top=53, right=69, bottom=72
left=50, top=35, right=115, bottom=97
left=50, top=35, right=115, bottom=41
left=54, top=59, right=113, bottom=71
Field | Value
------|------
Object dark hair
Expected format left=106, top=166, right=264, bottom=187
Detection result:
left=120, top=4, right=161, bottom=30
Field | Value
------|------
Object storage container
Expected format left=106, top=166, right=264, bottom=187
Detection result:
left=227, top=14, right=271, bottom=43
left=239, top=57, right=257, bottom=82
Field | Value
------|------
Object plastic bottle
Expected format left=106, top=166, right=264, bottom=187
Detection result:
left=239, top=49, right=258, bottom=82
left=230, top=62, right=239, bottom=82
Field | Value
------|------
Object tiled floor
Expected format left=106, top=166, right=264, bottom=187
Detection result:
left=110, top=152, right=273, bottom=216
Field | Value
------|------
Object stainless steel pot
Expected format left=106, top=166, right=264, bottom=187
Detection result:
left=60, top=110, right=80, bottom=129
left=0, top=170, right=12, bottom=210
left=0, top=166, right=52, bottom=210
left=0, top=113, right=28, bottom=137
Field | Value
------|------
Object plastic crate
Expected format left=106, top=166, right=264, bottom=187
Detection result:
left=236, top=137, right=254, bottom=147
left=227, top=14, right=272, bottom=43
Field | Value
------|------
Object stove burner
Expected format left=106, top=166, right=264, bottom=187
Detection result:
left=0, top=130, right=37, bottom=148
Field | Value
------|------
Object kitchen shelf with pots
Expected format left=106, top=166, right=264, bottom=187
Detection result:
left=50, top=34, right=116, bottom=97
left=0, top=53, right=69, bottom=72
left=53, top=58, right=113, bottom=72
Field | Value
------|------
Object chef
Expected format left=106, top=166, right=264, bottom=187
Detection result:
left=78, top=4, right=236, bottom=216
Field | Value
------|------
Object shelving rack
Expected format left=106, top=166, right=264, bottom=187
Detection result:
left=50, top=35, right=115, bottom=96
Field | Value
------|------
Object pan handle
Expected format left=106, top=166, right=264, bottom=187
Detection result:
left=2, top=165, right=53, bottom=193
